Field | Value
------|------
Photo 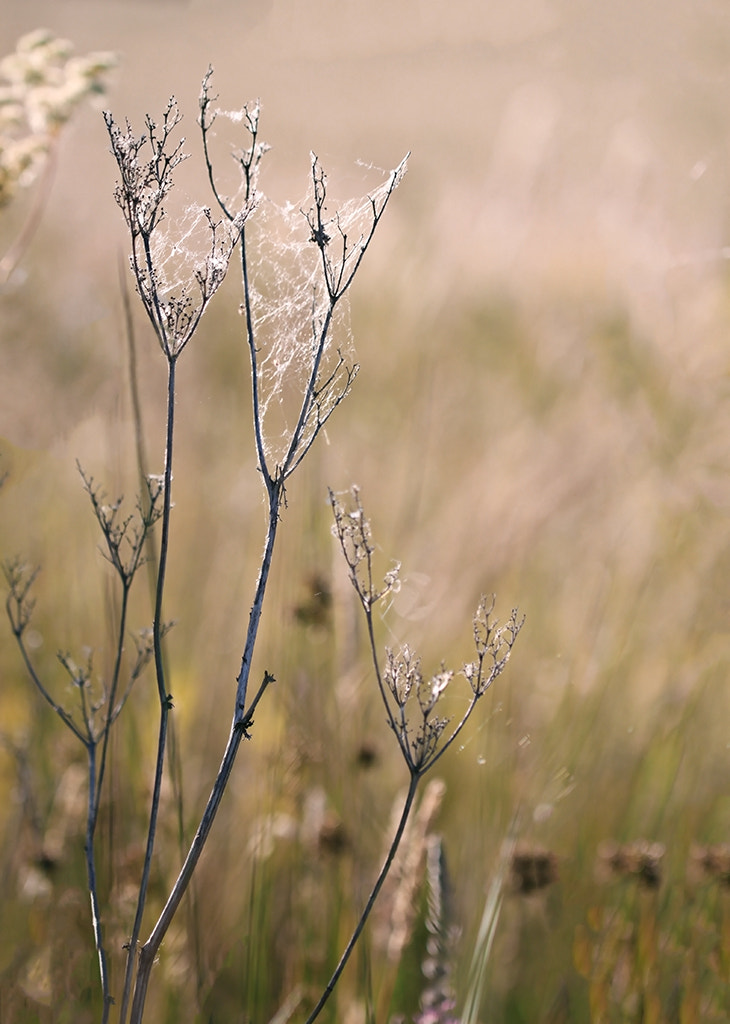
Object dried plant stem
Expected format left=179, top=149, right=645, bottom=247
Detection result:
left=124, top=214, right=341, bottom=1009
left=316, top=488, right=522, bottom=1024
left=239, top=238, right=268, bottom=481
left=122, top=132, right=287, bottom=1018
left=129, top=492, right=281, bottom=1024
left=129, top=724, right=243, bottom=1022
left=0, top=88, right=409, bottom=1022
left=304, top=773, right=421, bottom=1024
left=119, top=250, right=152, bottom=508
left=120, top=357, right=177, bottom=1024
left=120, top=245, right=193, bottom=966
left=90, top=578, right=129, bottom=836
left=5, top=476, right=152, bottom=1020
left=85, top=743, right=113, bottom=1024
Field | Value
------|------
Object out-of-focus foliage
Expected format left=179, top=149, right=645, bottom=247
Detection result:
left=3, top=5, right=730, bottom=1021
left=0, top=28, right=115, bottom=208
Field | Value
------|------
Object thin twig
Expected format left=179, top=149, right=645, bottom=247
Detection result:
left=304, top=774, right=421, bottom=1024
left=128, top=491, right=282, bottom=1022
left=120, top=356, right=178, bottom=1024
left=85, top=743, right=114, bottom=1024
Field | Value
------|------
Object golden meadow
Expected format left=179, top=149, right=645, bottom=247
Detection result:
left=2, top=5, right=730, bottom=1021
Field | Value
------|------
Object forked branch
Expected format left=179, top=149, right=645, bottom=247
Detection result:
left=299, top=490, right=522, bottom=1022
left=124, top=78, right=405, bottom=1024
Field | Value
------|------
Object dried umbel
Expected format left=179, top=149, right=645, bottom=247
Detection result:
left=3, top=52, right=522, bottom=1024
left=596, top=839, right=666, bottom=889
left=3, top=469, right=164, bottom=747
left=688, top=843, right=730, bottom=888
left=298, top=490, right=523, bottom=1024
left=102, top=78, right=409, bottom=1024
left=330, top=486, right=524, bottom=775
left=509, top=844, right=559, bottom=895
left=105, top=101, right=252, bottom=359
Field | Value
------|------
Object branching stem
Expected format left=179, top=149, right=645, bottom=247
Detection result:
left=128, top=491, right=281, bottom=1023
left=4, top=83, right=408, bottom=1024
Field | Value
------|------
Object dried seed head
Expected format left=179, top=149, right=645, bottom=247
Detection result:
left=597, top=839, right=666, bottom=889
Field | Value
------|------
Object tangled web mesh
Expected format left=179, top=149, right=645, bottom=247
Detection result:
left=249, top=200, right=346, bottom=440
left=227, top=138, right=402, bottom=464
left=133, top=194, right=243, bottom=356
left=193, top=87, right=407, bottom=466
left=132, top=82, right=405, bottom=461
left=242, top=176, right=388, bottom=463
left=146, top=198, right=230, bottom=297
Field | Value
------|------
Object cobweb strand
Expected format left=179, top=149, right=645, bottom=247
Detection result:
left=242, top=155, right=407, bottom=468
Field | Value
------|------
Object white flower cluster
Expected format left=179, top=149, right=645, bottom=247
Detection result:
left=0, top=29, right=116, bottom=207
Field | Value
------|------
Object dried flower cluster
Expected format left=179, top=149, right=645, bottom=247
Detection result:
left=105, top=100, right=251, bottom=359
left=509, top=844, right=559, bottom=895
left=597, top=839, right=666, bottom=890
left=0, top=29, right=115, bottom=207
left=330, top=486, right=523, bottom=775
left=2, top=49, right=518, bottom=1023
left=329, top=484, right=402, bottom=610
left=3, top=470, right=164, bottom=747
left=689, top=843, right=730, bottom=887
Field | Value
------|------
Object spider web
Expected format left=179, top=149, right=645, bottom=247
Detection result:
left=131, top=91, right=402, bottom=463
left=240, top=167, right=394, bottom=465
left=187, top=88, right=406, bottom=465
left=145, top=194, right=240, bottom=304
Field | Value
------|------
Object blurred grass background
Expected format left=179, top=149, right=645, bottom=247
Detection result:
left=3, top=1, right=730, bottom=1021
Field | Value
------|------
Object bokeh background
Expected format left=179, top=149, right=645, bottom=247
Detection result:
left=3, top=1, right=730, bottom=1021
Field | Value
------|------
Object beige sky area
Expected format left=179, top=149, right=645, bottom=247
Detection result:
left=2, top=0, right=730, bottom=305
